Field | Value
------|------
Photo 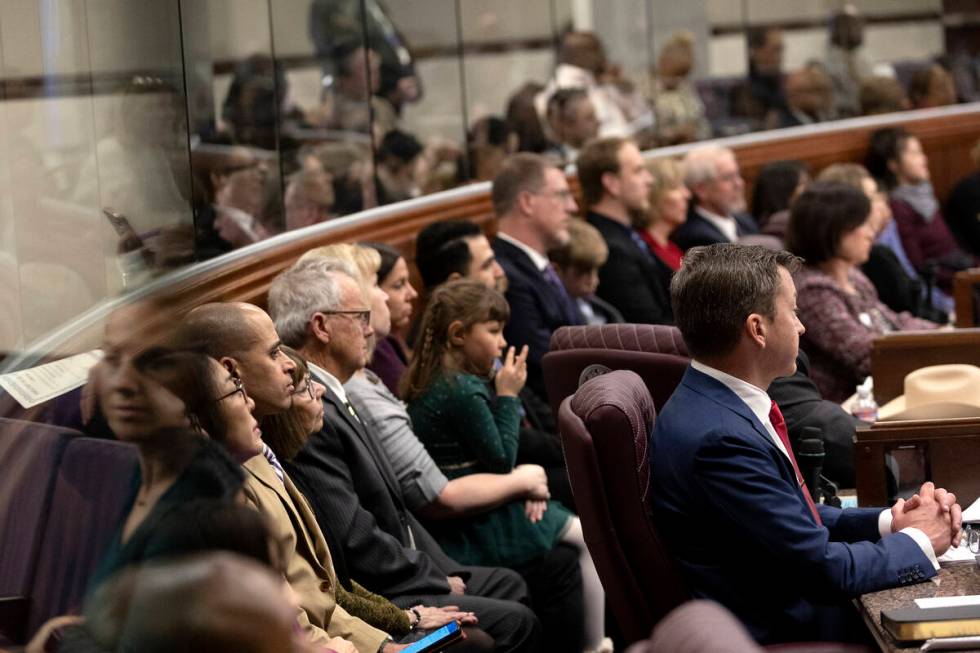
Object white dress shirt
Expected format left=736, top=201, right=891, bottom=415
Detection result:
left=495, top=231, right=550, bottom=273
left=695, top=206, right=739, bottom=243
left=692, top=359, right=939, bottom=569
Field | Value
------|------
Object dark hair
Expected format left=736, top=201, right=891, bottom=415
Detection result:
left=379, top=129, right=423, bottom=166
left=505, top=82, right=548, bottom=153
left=415, top=220, right=483, bottom=289
left=671, top=244, right=801, bottom=359
left=260, top=346, right=313, bottom=462
left=747, top=25, right=778, bottom=50
left=401, top=280, right=510, bottom=401
left=147, top=500, right=283, bottom=574
left=751, top=160, right=808, bottom=224
left=362, top=241, right=402, bottom=285
left=577, top=137, right=627, bottom=208
left=491, top=153, right=550, bottom=216
left=136, top=348, right=230, bottom=444
left=785, top=181, right=871, bottom=265
left=865, top=127, right=912, bottom=191
left=546, top=88, right=589, bottom=120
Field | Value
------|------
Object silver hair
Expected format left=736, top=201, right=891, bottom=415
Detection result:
left=682, top=145, right=735, bottom=187
left=268, top=257, right=359, bottom=349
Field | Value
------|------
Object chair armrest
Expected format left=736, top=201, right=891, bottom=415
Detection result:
left=0, top=595, right=29, bottom=645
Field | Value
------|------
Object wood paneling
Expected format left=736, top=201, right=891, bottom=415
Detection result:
left=856, top=416, right=980, bottom=508
left=871, top=328, right=980, bottom=404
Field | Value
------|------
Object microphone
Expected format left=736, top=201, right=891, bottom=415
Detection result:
left=796, top=426, right=825, bottom=504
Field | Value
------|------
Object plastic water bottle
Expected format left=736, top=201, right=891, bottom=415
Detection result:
left=851, top=377, right=879, bottom=423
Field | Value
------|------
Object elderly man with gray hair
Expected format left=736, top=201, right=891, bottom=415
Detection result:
left=672, top=144, right=760, bottom=251
left=268, top=256, right=544, bottom=653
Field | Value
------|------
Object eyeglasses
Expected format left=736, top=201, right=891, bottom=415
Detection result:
left=215, top=376, right=247, bottom=404
left=292, top=375, right=316, bottom=401
left=533, top=189, right=575, bottom=202
left=320, top=309, right=371, bottom=328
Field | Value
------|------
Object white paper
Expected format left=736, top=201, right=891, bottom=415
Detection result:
left=962, top=497, right=980, bottom=523
left=0, top=350, right=102, bottom=408
left=916, top=595, right=980, bottom=609
left=922, top=635, right=980, bottom=650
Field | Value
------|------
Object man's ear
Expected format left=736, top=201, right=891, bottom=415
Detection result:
left=447, top=271, right=463, bottom=282
left=310, top=313, right=332, bottom=345
left=447, top=320, right=466, bottom=347
left=515, top=189, right=536, bottom=216
left=219, top=356, right=241, bottom=376
left=600, top=170, right=620, bottom=199
left=745, top=313, right=767, bottom=348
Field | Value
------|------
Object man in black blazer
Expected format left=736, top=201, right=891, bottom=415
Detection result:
left=490, top=153, right=584, bottom=400
left=577, top=137, right=673, bottom=324
left=672, top=144, right=759, bottom=250
left=268, top=256, right=585, bottom=653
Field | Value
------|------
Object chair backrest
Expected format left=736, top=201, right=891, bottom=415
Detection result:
left=543, top=324, right=690, bottom=417
left=27, top=437, right=138, bottom=635
left=0, top=419, right=73, bottom=600
left=558, top=369, right=689, bottom=644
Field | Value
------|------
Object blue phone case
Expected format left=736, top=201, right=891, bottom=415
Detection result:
left=401, top=621, right=462, bottom=653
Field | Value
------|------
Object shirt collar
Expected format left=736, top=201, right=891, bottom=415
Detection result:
left=690, top=359, right=788, bottom=461
left=496, top=232, right=551, bottom=272
left=308, top=362, right=349, bottom=404
left=695, top=206, right=739, bottom=243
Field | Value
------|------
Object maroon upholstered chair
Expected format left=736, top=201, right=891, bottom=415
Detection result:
left=0, top=418, right=74, bottom=644
left=28, top=437, right=138, bottom=636
left=543, top=324, right=690, bottom=418
left=558, top=369, right=689, bottom=644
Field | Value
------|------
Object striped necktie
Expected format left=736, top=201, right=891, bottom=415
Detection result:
left=262, top=443, right=285, bottom=486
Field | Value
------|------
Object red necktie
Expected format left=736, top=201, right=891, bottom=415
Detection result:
left=769, top=401, right=822, bottom=525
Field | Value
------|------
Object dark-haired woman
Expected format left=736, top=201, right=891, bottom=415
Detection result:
left=364, top=241, right=418, bottom=397
left=751, top=159, right=809, bottom=239
left=85, top=348, right=247, bottom=589
left=786, top=182, right=938, bottom=402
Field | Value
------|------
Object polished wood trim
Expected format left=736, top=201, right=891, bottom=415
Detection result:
left=954, top=268, right=980, bottom=328
left=871, top=328, right=980, bottom=404
left=855, top=416, right=980, bottom=507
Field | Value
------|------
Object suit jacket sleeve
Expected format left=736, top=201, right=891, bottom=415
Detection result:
left=597, top=240, right=672, bottom=324
left=503, top=271, right=559, bottom=380
left=289, top=420, right=452, bottom=598
left=694, top=429, right=934, bottom=600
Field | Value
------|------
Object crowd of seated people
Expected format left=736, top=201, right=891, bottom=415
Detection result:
left=97, top=5, right=968, bottom=275
left=12, top=117, right=980, bottom=652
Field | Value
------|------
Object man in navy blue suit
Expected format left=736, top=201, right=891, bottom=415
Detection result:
left=671, top=145, right=759, bottom=251
left=491, top=153, right=584, bottom=401
left=649, top=243, right=962, bottom=644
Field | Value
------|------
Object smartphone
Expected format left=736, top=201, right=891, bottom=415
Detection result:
left=401, top=621, right=463, bottom=653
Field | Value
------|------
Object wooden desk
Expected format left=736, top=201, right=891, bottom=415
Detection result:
left=860, top=565, right=980, bottom=652
left=855, top=417, right=980, bottom=508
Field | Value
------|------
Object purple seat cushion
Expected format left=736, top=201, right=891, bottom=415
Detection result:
left=28, top=437, right=138, bottom=635
left=550, top=324, right=689, bottom=357
left=0, top=419, right=74, bottom=597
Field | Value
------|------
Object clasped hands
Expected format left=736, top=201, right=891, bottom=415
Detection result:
left=890, top=481, right=963, bottom=556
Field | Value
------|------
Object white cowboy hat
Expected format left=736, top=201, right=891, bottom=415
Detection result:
left=878, top=364, right=980, bottom=421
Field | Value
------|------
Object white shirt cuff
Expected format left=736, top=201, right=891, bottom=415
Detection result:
left=878, top=509, right=893, bottom=539
left=878, top=509, right=940, bottom=570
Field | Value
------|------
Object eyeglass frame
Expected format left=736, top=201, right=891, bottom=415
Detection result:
left=214, top=375, right=247, bottom=404
left=292, top=374, right=316, bottom=401
left=319, top=309, right=372, bottom=328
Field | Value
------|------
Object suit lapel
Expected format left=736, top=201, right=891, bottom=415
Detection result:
left=683, top=367, right=784, bottom=460
left=495, top=237, right=582, bottom=325
left=243, top=455, right=333, bottom=576
left=316, top=377, right=407, bottom=508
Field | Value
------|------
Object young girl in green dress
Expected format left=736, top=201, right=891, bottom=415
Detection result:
left=404, top=279, right=611, bottom=653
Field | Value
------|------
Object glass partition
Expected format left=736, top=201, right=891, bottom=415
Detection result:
left=0, top=0, right=978, bottom=357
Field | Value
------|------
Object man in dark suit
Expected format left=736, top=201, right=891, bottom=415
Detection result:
left=267, top=256, right=582, bottom=653
left=577, top=137, right=673, bottom=324
left=649, top=243, right=962, bottom=644
left=672, top=145, right=759, bottom=250
left=768, top=349, right=861, bottom=488
left=490, top=153, right=584, bottom=400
